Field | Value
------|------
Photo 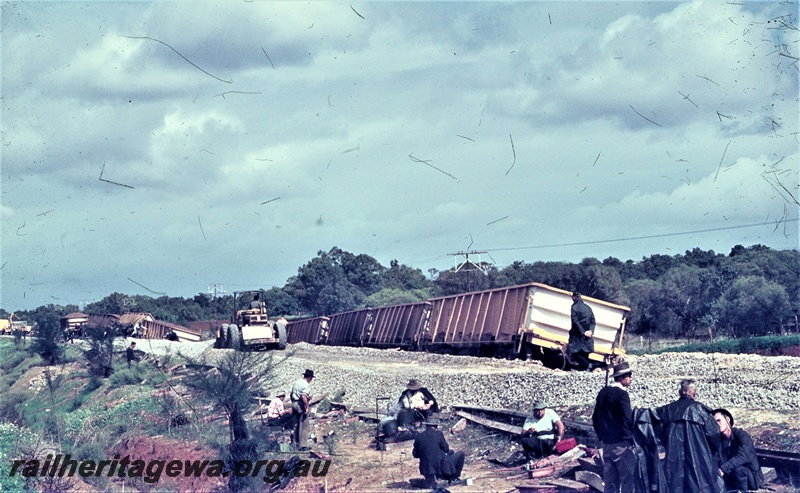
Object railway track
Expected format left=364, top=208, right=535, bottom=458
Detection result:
left=756, top=448, right=800, bottom=478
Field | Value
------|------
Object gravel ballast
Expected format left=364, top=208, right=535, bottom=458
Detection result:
left=125, top=338, right=800, bottom=412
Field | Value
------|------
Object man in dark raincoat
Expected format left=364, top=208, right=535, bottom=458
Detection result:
left=568, top=291, right=595, bottom=371
left=655, top=379, right=723, bottom=493
left=412, top=418, right=465, bottom=487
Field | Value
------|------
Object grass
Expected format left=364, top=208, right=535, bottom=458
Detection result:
left=627, top=334, right=799, bottom=356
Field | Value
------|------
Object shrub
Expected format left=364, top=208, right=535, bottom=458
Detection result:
left=0, top=391, right=31, bottom=426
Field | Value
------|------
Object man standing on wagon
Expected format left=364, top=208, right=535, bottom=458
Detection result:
left=568, top=291, right=596, bottom=371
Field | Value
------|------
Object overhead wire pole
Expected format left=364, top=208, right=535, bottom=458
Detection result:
left=207, top=284, right=227, bottom=338
left=448, top=250, right=488, bottom=292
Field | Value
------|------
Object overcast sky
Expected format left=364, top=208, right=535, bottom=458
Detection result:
left=1, top=0, right=798, bottom=311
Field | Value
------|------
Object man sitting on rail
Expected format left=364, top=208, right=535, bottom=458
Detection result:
left=520, top=401, right=564, bottom=461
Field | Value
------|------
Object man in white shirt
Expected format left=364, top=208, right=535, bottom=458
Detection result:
left=520, top=401, right=565, bottom=460
left=267, top=390, right=293, bottom=427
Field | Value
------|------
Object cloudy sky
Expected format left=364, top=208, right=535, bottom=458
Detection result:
left=1, top=0, right=798, bottom=311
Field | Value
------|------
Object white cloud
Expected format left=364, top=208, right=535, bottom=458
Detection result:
left=1, top=1, right=797, bottom=310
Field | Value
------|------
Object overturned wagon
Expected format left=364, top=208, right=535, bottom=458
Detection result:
left=286, top=282, right=630, bottom=366
left=422, top=283, right=629, bottom=365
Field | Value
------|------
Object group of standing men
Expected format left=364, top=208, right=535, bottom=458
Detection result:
left=593, top=363, right=763, bottom=493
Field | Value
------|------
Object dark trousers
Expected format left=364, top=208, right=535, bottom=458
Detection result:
left=602, top=442, right=636, bottom=493
left=724, top=466, right=757, bottom=492
left=521, top=436, right=554, bottom=460
left=291, top=403, right=309, bottom=447
left=268, top=413, right=295, bottom=428
left=571, top=350, right=593, bottom=371
left=441, top=451, right=465, bottom=480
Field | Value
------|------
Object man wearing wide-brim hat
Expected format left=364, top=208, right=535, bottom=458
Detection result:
left=412, top=416, right=465, bottom=487
left=400, top=379, right=439, bottom=424
left=290, top=369, right=315, bottom=450
left=592, top=361, right=635, bottom=493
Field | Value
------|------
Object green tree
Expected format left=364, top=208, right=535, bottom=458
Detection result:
left=286, top=247, right=383, bottom=315
left=680, top=247, right=721, bottom=269
left=639, top=253, right=677, bottom=280
left=262, top=287, right=301, bottom=317
left=316, top=274, right=365, bottom=315
left=577, top=264, right=628, bottom=305
left=334, top=248, right=385, bottom=296
left=364, top=288, right=430, bottom=307
left=712, top=276, right=791, bottom=337
left=624, top=279, right=659, bottom=337
left=183, top=350, right=280, bottom=491
left=433, top=267, right=490, bottom=296
left=380, top=260, right=431, bottom=291
left=652, top=265, right=719, bottom=340
left=28, top=310, right=63, bottom=365
left=83, top=325, right=116, bottom=378
left=84, top=292, right=133, bottom=315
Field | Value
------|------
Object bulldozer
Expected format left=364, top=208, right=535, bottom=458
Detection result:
left=215, top=289, right=287, bottom=351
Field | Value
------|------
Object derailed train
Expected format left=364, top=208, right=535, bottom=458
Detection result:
left=286, top=282, right=630, bottom=368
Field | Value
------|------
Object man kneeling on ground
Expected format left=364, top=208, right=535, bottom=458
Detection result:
left=412, top=418, right=465, bottom=488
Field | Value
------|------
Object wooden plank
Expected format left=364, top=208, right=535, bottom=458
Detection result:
left=452, top=403, right=527, bottom=418
left=450, top=404, right=595, bottom=432
left=574, top=471, right=604, bottom=492
left=542, top=478, right=590, bottom=491
left=515, top=485, right=558, bottom=492
left=576, top=457, right=603, bottom=475
left=456, top=410, right=523, bottom=435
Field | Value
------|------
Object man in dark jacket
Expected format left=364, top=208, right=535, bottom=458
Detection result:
left=713, top=408, right=763, bottom=492
left=568, top=292, right=595, bottom=371
left=592, top=361, right=636, bottom=493
left=656, top=379, right=722, bottom=493
left=126, top=342, right=137, bottom=369
left=412, top=418, right=464, bottom=487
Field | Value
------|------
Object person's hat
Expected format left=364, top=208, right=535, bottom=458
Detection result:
left=406, top=379, right=423, bottom=390
left=611, top=362, right=632, bottom=378
left=303, top=369, right=315, bottom=379
left=276, top=390, right=286, bottom=397
left=531, top=401, right=546, bottom=411
left=712, top=408, right=734, bottom=427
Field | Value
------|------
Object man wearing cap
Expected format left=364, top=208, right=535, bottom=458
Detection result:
left=713, top=408, right=763, bottom=493
left=656, top=379, right=722, bottom=493
left=290, top=369, right=315, bottom=450
left=568, top=291, right=596, bottom=371
left=267, top=390, right=293, bottom=427
left=592, top=361, right=635, bottom=493
left=520, top=401, right=565, bottom=461
left=412, top=418, right=465, bottom=488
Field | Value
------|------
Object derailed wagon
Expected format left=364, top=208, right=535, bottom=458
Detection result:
left=421, top=283, right=629, bottom=366
left=286, top=282, right=629, bottom=367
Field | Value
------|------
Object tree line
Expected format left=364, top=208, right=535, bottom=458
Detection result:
left=6, top=244, right=798, bottom=341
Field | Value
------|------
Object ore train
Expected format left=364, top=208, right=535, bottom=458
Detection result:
left=286, top=282, right=630, bottom=368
